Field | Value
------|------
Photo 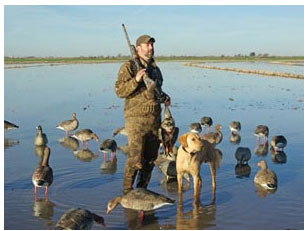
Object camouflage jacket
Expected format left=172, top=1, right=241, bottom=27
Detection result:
left=115, top=58, right=165, bottom=119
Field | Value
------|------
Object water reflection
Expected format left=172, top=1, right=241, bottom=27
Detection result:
left=34, top=145, right=46, bottom=161
left=160, top=178, right=190, bottom=193
left=123, top=208, right=162, bottom=229
left=271, top=151, right=287, bottom=164
left=100, top=154, right=117, bottom=175
left=176, top=194, right=216, bottom=229
left=229, top=133, right=241, bottom=145
left=73, top=149, right=99, bottom=162
left=58, top=136, right=79, bottom=151
left=4, top=138, right=20, bottom=150
left=254, top=183, right=277, bottom=198
left=33, top=196, right=56, bottom=229
left=254, top=141, right=269, bottom=156
left=235, top=163, right=251, bottom=178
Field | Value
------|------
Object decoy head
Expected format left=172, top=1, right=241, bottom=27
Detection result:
left=106, top=197, right=121, bottom=214
left=36, top=125, right=42, bottom=131
left=256, top=160, right=268, bottom=169
left=72, top=113, right=77, bottom=118
left=92, top=133, right=99, bottom=142
left=92, top=213, right=106, bottom=227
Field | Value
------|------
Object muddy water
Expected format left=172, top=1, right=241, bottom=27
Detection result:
left=4, top=62, right=304, bottom=229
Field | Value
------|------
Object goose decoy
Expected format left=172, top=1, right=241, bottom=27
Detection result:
left=270, top=135, right=287, bottom=152
left=34, top=125, right=48, bottom=146
left=55, top=208, right=105, bottom=229
left=32, top=146, right=53, bottom=196
left=189, top=122, right=202, bottom=134
left=254, top=125, right=269, bottom=143
left=156, top=159, right=189, bottom=183
left=200, top=116, right=213, bottom=133
left=72, top=129, right=99, bottom=149
left=56, top=113, right=79, bottom=137
left=201, top=124, right=223, bottom=145
left=106, top=188, right=175, bottom=222
left=254, top=160, right=277, bottom=190
left=4, top=120, right=19, bottom=130
left=158, top=105, right=179, bottom=157
left=100, top=139, right=117, bottom=156
left=235, top=147, right=251, bottom=164
left=112, top=127, right=127, bottom=137
left=229, top=121, right=241, bottom=135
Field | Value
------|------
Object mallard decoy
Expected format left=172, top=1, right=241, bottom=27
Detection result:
left=229, top=121, right=241, bottom=135
left=254, top=125, right=269, bottom=143
left=254, top=160, right=277, bottom=190
left=200, top=116, right=213, bottom=133
left=56, top=113, right=79, bottom=137
left=201, top=124, right=223, bottom=145
left=106, top=188, right=175, bottom=222
left=55, top=208, right=105, bottom=229
left=34, top=125, right=48, bottom=146
left=4, top=120, right=19, bottom=130
left=270, top=135, right=287, bottom=152
left=72, top=129, right=99, bottom=149
left=32, top=146, right=53, bottom=196
left=235, top=147, right=251, bottom=164
left=189, top=122, right=202, bottom=134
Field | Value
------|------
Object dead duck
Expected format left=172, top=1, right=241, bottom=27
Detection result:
left=200, top=116, right=213, bottom=133
left=32, top=146, right=53, bottom=196
left=229, top=121, right=241, bottom=135
left=4, top=120, right=19, bottom=130
left=189, top=122, right=202, bottom=134
left=106, top=188, right=175, bottom=222
left=201, top=124, right=223, bottom=145
left=235, top=147, right=251, bottom=164
left=56, top=113, right=79, bottom=137
left=72, top=129, right=99, bottom=149
left=34, top=125, right=48, bottom=146
left=55, top=208, right=105, bottom=229
left=254, top=160, right=277, bottom=190
left=270, top=135, right=287, bottom=152
left=254, top=125, right=269, bottom=143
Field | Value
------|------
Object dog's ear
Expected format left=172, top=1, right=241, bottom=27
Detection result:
left=179, top=133, right=188, bottom=148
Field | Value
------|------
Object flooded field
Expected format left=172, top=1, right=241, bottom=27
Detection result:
left=4, top=62, right=304, bottom=229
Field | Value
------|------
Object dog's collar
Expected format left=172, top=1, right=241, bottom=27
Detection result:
left=182, top=146, right=197, bottom=155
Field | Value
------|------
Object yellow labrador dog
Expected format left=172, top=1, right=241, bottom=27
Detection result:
left=176, top=132, right=217, bottom=198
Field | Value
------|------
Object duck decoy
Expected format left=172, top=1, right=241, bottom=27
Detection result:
left=100, top=139, right=117, bottom=156
left=34, top=125, right=48, bottom=146
left=72, top=129, right=99, bottom=149
left=56, top=113, right=79, bottom=137
left=55, top=208, right=105, bottom=229
left=254, top=125, right=269, bottom=143
left=254, top=160, right=277, bottom=190
left=201, top=124, right=223, bottom=145
left=270, top=135, right=287, bottom=152
left=229, top=121, right=241, bottom=135
left=189, top=122, right=202, bottom=134
left=106, top=188, right=175, bottom=222
left=235, top=147, right=251, bottom=164
left=158, top=105, right=179, bottom=157
left=200, top=116, right=213, bottom=133
left=4, top=120, right=19, bottom=130
left=112, top=127, right=127, bottom=137
left=32, top=146, right=53, bottom=197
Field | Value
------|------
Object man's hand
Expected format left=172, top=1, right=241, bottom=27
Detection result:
left=164, top=96, right=171, bottom=106
left=135, top=69, right=146, bottom=82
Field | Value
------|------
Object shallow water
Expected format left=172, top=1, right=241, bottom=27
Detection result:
left=4, top=62, right=304, bottom=229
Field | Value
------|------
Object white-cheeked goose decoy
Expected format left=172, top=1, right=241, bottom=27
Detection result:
left=229, top=121, right=241, bottom=135
left=106, top=188, right=175, bottom=222
left=34, top=125, right=48, bottom=146
left=200, top=116, right=213, bottom=133
left=55, top=208, right=105, bottom=229
left=4, top=120, right=19, bottom=130
left=270, top=135, right=287, bottom=152
left=32, top=146, right=53, bottom=196
left=254, top=125, right=269, bottom=143
left=254, top=160, right=277, bottom=190
left=72, top=129, right=99, bottom=149
left=56, top=113, right=79, bottom=137
left=189, top=122, right=202, bottom=134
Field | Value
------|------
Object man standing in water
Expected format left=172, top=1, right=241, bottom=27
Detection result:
left=115, top=34, right=170, bottom=194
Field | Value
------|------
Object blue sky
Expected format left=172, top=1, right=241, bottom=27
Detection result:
left=4, top=5, right=304, bottom=57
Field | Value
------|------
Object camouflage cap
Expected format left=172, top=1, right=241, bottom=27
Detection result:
left=136, top=34, right=155, bottom=47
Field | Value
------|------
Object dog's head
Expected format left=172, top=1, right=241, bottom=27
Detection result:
left=179, top=132, right=203, bottom=153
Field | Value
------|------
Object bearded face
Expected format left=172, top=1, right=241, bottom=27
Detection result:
left=137, top=42, right=154, bottom=60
